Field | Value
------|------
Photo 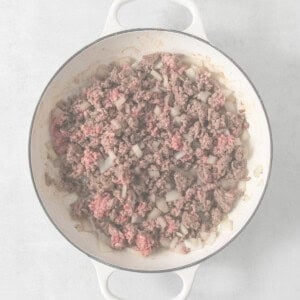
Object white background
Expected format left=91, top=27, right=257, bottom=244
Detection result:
left=1, top=0, right=300, bottom=299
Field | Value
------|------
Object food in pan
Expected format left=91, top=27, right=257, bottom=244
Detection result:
left=49, top=53, right=249, bottom=256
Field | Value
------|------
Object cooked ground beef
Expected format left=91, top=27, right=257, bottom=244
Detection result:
left=49, top=53, right=249, bottom=256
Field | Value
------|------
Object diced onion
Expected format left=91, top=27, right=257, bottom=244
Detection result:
left=107, top=150, right=116, bottom=161
left=150, top=69, right=162, bottom=81
left=180, top=224, right=188, bottom=235
left=132, top=144, right=143, bottom=158
left=207, top=155, right=217, bottom=164
left=125, top=104, right=130, bottom=114
left=156, top=198, right=169, bottom=213
left=218, top=218, right=233, bottom=232
left=149, top=194, right=156, bottom=202
left=99, top=156, right=114, bottom=173
left=131, top=214, right=143, bottom=224
left=148, top=169, right=160, bottom=178
left=224, top=100, right=236, bottom=112
left=197, top=91, right=211, bottom=103
left=121, top=184, right=127, bottom=198
left=111, top=119, right=120, bottom=129
left=147, top=207, right=161, bottom=220
left=184, top=238, right=203, bottom=250
left=185, top=67, right=196, bottom=80
left=165, top=190, right=180, bottom=202
left=173, top=116, right=182, bottom=124
left=171, top=106, right=180, bottom=117
left=222, top=88, right=233, bottom=98
left=205, top=231, right=217, bottom=245
left=170, top=237, right=179, bottom=250
left=238, top=180, right=246, bottom=193
left=154, top=105, right=161, bottom=116
left=235, top=138, right=242, bottom=145
left=220, top=179, right=237, bottom=190
left=162, top=74, right=169, bottom=88
left=183, top=134, right=193, bottom=143
left=156, top=216, right=167, bottom=228
left=115, top=95, right=126, bottom=109
left=160, top=237, right=171, bottom=248
left=241, top=130, right=250, bottom=142
left=175, top=151, right=185, bottom=160
left=200, top=231, right=210, bottom=241
left=154, top=60, right=163, bottom=69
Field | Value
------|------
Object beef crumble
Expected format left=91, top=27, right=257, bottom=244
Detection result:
left=49, top=53, right=249, bottom=256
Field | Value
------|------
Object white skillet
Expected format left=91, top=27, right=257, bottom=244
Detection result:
left=29, top=0, right=272, bottom=299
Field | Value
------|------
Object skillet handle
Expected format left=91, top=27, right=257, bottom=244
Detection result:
left=173, top=264, right=199, bottom=300
left=93, top=259, right=199, bottom=300
left=101, top=0, right=208, bottom=41
left=93, top=260, right=119, bottom=300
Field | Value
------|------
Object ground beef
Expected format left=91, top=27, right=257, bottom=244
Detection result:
left=49, top=53, right=249, bottom=256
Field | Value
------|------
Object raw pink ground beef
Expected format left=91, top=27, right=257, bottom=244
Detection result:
left=49, top=53, right=249, bottom=256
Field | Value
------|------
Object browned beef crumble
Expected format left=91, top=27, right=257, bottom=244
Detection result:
left=49, top=53, right=249, bottom=256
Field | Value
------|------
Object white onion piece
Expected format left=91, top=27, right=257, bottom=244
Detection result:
left=111, top=119, right=120, bottom=129
left=154, top=60, right=163, bottom=69
left=121, top=184, right=127, bottom=199
left=160, top=237, right=171, bottom=248
left=165, top=183, right=172, bottom=191
left=183, top=133, right=193, bottom=143
left=235, top=138, right=242, bottom=146
left=224, top=100, right=236, bottom=113
left=125, top=104, right=130, bottom=114
left=156, top=198, right=169, bottom=213
left=115, top=95, right=126, bottom=109
left=238, top=180, right=246, bottom=193
left=131, top=62, right=139, bottom=69
left=241, top=130, right=250, bottom=142
left=200, top=231, right=210, bottom=241
left=185, top=67, right=196, bottom=80
left=218, top=218, right=233, bottom=232
left=131, top=214, right=144, bottom=224
left=184, top=238, right=203, bottom=250
left=165, top=190, right=180, bottom=202
left=176, top=232, right=183, bottom=238
left=222, top=88, right=233, bottom=98
left=180, top=224, right=188, bottom=236
left=147, top=207, right=161, bottom=220
left=205, top=231, right=217, bottom=245
left=170, top=237, right=179, bottom=250
left=162, top=74, right=169, bottom=88
left=149, top=194, right=156, bottom=202
left=156, top=216, right=167, bottom=228
left=154, top=105, right=161, bottom=116
left=148, top=169, right=160, bottom=178
left=173, top=116, right=182, bottom=124
left=175, top=151, right=185, bottom=160
left=132, top=144, right=143, bottom=158
left=171, top=106, right=180, bottom=117
left=150, top=69, right=162, bottom=81
left=207, top=155, right=217, bottom=164
left=197, top=91, right=211, bottom=103
left=107, top=150, right=116, bottom=161
left=220, top=179, right=237, bottom=190
left=99, top=156, right=114, bottom=173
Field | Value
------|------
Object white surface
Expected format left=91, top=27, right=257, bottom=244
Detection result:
left=0, top=0, right=299, bottom=299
